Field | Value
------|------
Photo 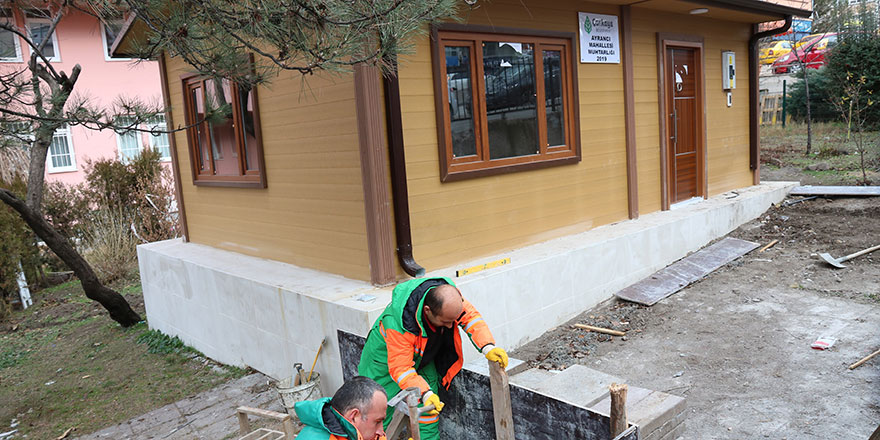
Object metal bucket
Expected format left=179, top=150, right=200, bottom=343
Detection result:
left=276, top=373, right=322, bottom=413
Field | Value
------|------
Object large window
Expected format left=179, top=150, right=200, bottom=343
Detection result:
left=47, top=125, right=75, bottom=173
left=0, top=9, right=22, bottom=62
left=433, top=27, right=579, bottom=181
left=182, top=75, right=266, bottom=187
left=25, top=12, right=60, bottom=62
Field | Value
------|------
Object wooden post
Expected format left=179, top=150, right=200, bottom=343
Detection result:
left=405, top=389, right=422, bottom=440
left=237, top=411, right=251, bottom=436
left=488, top=360, right=515, bottom=440
left=609, top=383, right=628, bottom=438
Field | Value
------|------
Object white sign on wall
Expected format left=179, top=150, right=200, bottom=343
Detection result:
left=578, top=12, right=620, bottom=64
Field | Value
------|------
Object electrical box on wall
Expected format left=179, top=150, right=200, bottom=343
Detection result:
left=722, top=51, right=736, bottom=90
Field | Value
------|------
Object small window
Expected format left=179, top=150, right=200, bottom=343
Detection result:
left=433, top=27, right=580, bottom=181
left=25, top=12, right=60, bottom=62
left=182, top=75, right=266, bottom=187
left=115, top=116, right=141, bottom=163
left=0, top=9, right=22, bottom=62
left=47, top=125, right=75, bottom=173
left=114, top=115, right=172, bottom=163
left=100, top=18, right=129, bottom=60
left=147, top=116, right=171, bottom=161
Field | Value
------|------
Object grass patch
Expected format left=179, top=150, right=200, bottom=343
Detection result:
left=0, top=279, right=247, bottom=439
left=761, top=122, right=880, bottom=185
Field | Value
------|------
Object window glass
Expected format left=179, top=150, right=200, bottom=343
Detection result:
left=102, top=18, right=126, bottom=59
left=237, top=84, right=259, bottom=171
left=0, top=9, right=19, bottom=60
left=543, top=50, right=565, bottom=147
left=148, top=116, right=170, bottom=160
left=116, top=116, right=141, bottom=162
left=48, top=125, right=73, bottom=170
left=445, top=46, right=476, bottom=158
left=190, top=85, right=211, bottom=173
left=28, top=19, right=57, bottom=59
left=483, top=41, right=538, bottom=160
left=205, top=78, right=239, bottom=175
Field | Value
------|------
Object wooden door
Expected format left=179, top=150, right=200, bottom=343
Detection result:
left=665, top=47, right=701, bottom=203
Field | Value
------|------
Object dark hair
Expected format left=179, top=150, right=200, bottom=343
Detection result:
left=330, top=376, right=386, bottom=416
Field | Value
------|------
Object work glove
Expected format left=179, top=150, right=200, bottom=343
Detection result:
left=485, top=346, right=509, bottom=369
left=421, top=391, right=445, bottom=415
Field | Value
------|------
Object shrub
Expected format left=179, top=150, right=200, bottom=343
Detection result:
left=786, top=69, right=838, bottom=124
left=77, top=149, right=178, bottom=282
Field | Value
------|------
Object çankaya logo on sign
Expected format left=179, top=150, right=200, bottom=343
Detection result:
left=578, top=12, right=620, bottom=64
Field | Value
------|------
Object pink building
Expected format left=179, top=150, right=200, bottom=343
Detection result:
left=0, top=7, right=167, bottom=185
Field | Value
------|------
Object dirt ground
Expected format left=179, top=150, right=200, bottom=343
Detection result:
left=512, top=197, right=880, bottom=439
left=0, top=281, right=246, bottom=439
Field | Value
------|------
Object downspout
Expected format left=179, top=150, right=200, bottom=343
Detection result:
left=383, top=56, right=426, bottom=278
left=749, top=15, right=792, bottom=180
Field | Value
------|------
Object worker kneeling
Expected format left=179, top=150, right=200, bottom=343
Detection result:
left=358, top=277, right=508, bottom=440
left=294, top=376, right=388, bottom=440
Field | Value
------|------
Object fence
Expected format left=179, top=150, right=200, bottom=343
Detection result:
left=760, top=93, right=788, bottom=125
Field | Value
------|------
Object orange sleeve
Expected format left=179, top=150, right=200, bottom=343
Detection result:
left=385, top=327, right=431, bottom=394
left=458, top=298, right=495, bottom=351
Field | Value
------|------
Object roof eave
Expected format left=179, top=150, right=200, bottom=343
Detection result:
left=688, top=0, right=812, bottom=20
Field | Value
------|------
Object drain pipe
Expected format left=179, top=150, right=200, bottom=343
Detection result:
left=749, top=15, right=792, bottom=176
left=383, top=56, right=426, bottom=278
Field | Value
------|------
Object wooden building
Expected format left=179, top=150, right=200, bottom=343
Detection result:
left=118, top=0, right=810, bottom=392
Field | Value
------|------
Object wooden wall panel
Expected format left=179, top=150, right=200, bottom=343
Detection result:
left=164, top=56, right=371, bottom=280
left=631, top=8, right=754, bottom=215
left=399, top=0, right=629, bottom=272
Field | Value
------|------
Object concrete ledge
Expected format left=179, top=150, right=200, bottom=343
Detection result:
left=137, top=182, right=795, bottom=393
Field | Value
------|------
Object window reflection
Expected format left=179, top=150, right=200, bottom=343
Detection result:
left=445, top=46, right=476, bottom=158
left=483, top=41, right=538, bottom=159
left=543, top=50, right=565, bottom=147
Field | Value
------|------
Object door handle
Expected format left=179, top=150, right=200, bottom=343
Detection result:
left=670, top=109, right=678, bottom=146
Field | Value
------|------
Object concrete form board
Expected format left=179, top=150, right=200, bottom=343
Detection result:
left=614, top=237, right=759, bottom=306
left=790, top=185, right=880, bottom=196
left=337, top=331, right=637, bottom=440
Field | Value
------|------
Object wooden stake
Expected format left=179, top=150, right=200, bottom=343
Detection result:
left=488, top=360, right=515, bottom=440
left=609, top=383, right=628, bottom=438
left=573, top=323, right=626, bottom=336
left=849, top=348, right=880, bottom=370
left=758, top=239, right=779, bottom=252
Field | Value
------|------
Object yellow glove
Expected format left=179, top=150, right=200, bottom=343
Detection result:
left=422, top=391, right=445, bottom=415
left=485, top=346, right=509, bottom=369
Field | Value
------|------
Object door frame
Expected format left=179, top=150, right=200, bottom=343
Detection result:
left=656, top=33, right=707, bottom=210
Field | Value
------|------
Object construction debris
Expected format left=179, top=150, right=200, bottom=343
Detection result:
left=849, top=348, right=880, bottom=370
left=758, top=239, right=779, bottom=252
left=573, top=324, right=626, bottom=337
left=789, top=186, right=880, bottom=197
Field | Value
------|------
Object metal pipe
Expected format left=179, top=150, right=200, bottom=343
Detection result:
left=750, top=16, right=793, bottom=172
left=383, top=56, right=426, bottom=278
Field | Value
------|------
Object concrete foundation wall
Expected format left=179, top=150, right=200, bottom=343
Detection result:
left=137, top=182, right=795, bottom=394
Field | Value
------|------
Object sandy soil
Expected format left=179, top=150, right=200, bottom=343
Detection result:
left=512, top=197, right=880, bottom=439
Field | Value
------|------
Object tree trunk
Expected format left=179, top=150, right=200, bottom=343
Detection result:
left=0, top=187, right=142, bottom=327
left=803, top=67, right=813, bottom=155
left=26, top=136, right=50, bottom=212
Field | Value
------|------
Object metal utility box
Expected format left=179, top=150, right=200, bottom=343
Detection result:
left=722, top=51, right=736, bottom=89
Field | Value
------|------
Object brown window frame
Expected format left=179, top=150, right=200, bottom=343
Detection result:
left=431, top=24, right=581, bottom=182
left=181, top=73, right=267, bottom=188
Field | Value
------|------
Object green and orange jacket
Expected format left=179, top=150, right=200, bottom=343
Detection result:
left=358, top=277, right=495, bottom=395
left=294, top=397, right=384, bottom=440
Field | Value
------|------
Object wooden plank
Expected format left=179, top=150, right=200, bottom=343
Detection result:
left=790, top=186, right=880, bottom=196
left=488, top=360, right=515, bottom=440
left=615, top=237, right=759, bottom=306
left=609, top=383, right=628, bottom=438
